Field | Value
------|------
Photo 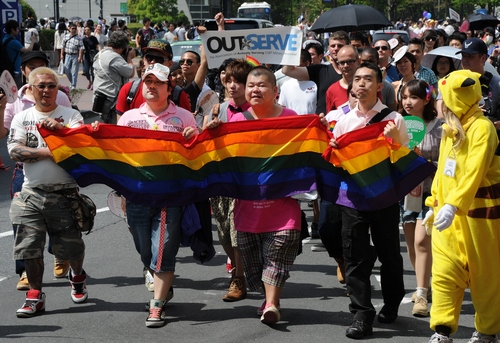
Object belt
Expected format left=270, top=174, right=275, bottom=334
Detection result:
left=36, top=184, right=78, bottom=192
left=66, top=53, right=78, bottom=55
left=15, top=162, right=24, bottom=169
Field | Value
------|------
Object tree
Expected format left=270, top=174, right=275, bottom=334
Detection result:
left=129, top=0, right=189, bottom=25
left=20, top=0, right=37, bottom=22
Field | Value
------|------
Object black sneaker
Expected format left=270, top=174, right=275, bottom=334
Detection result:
left=345, top=320, right=373, bottom=339
left=378, top=305, right=398, bottom=323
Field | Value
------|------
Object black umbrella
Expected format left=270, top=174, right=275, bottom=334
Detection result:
left=467, top=13, right=500, bottom=31
left=310, top=4, right=391, bottom=33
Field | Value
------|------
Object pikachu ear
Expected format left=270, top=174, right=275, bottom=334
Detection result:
left=461, top=77, right=476, bottom=88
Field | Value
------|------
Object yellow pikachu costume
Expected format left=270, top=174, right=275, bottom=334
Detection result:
left=425, top=70, right=500, bottom=336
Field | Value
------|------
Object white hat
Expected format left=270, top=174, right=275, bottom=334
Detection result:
left=388, top=38, right=399, bottom=50
left=142, top=63, right=170, bottom=82
left=392, top=45, right=409, bottom=63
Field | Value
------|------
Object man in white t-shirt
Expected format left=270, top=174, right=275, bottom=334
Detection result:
left=8, top=67, right=89, bottom=318
left=164, top=23, right=176, bottom=43
left=278, top=49, right=317, bottom=115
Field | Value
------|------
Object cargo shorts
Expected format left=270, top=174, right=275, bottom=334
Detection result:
left=10, top=186, right=85, bottom=261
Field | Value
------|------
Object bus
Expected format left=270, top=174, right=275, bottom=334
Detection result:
left=237, top=2, right=272, bottom=22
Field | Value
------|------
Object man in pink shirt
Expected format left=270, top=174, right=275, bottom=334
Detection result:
left=115, top=63, right=197, bottom=328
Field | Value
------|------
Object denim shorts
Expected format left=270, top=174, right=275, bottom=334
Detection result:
left=10, top=186, right=85, bottom=261
left=126, top=202, right=182, bottom=273
left=401, top=192, right=431, bottom=224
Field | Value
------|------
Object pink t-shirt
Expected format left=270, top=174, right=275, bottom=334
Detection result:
left=230, top=107, right=301, bottom=233
left=118, top=101, right=197, bottom=132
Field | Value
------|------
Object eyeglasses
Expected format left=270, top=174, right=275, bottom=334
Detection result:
left=32, top=83, right=58, bottom=90
left=374, top=46, right=389, bottom=51
left=425, top=37, right=437, bottom=41
left=337, top=59, right=357, bottom=66
left=179, top=59, right=194, bottom=66
left=145, top=54, right=166, bottom=64
left=437, top=60, right=450, bottom=66
left=144, top=79, right=170, bottom=86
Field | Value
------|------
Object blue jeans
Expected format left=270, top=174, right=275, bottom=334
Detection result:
left=64, top=54, right=79, bottom=89
left=126, top=203, right=182, bottom=273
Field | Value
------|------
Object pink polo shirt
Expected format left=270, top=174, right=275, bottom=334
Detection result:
left=118, top=101, right=197, bottom=132
left=230, top=107, right=301, bottom=233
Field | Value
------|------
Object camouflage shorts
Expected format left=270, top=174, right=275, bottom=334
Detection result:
left=210, top=196, right=237, bottom=247
left=10, top=186, right=85, bottom=261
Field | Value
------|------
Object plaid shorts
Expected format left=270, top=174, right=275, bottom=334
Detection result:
left=237, top=229, right=300, bottom=291
left=210, top=196, right=237, bottom=247
left=10, top=186, right=85, bottom=261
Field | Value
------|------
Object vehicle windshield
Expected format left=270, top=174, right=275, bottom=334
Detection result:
left=171, top=43, right=202, bottom=62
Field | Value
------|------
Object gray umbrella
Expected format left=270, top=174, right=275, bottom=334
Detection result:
left=421, top=46, right=462, bottom=70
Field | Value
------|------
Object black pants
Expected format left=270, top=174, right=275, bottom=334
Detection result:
left=341, top=202, right=405, bottom=325
left=318, top=199, right=343, bottom=259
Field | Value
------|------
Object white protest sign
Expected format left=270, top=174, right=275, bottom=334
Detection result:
left=449, top=8, right=460, bottom=22
left=202, top=26, right=302, bottom=69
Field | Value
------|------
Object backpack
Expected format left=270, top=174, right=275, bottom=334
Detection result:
left=187, top=27, right=196, bottom=40
left=1, top=36, right=17, bottom=76
left=479, top=71, right=500, bottom=121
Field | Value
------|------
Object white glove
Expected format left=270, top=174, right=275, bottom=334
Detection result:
left=433, top=204, right=457, bottom=231
left=421, top=209, right=434, bottom=235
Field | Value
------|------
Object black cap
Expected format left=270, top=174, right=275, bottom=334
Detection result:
left=21, top=51, right=49, bottom=66
left=170, top=62, right=181, bottom=74
left=457, top=38, right=488, bottom=55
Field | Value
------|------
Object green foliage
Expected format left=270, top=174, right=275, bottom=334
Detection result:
left=20, top=0, right=37, bottom=22
left=39, top=29, right=55, bottom=50
left=129, top=0, right=190, bottom=25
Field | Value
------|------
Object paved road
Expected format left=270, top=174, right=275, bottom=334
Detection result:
left=0, top=67, right=477, bottom=343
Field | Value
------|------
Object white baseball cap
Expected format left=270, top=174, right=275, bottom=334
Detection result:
left=142, top=63, right=170, bottom=82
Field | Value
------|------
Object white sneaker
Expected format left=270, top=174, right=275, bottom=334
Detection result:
left=429, top=333, right=453, bottom=343
left=468, top=331, right=499, bottom=343
left=145, top=271, right=154, bottom=292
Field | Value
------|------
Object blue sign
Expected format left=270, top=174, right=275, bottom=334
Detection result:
left=1, top=0, right=21, bottom=38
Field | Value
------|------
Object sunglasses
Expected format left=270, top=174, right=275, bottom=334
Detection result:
left=179, top=59, right=194, bottom=66
left=32, top=83, right=58, bottom=90
left=374, top=46, right=389, bottom=51
left=144, top=79, right=170, bottom=87
left=425, top=37, right=437, bottom=41
left=145, top=54, right=166, bottom=64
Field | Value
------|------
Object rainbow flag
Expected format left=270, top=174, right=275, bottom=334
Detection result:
left=246, top=55, right=260, bottom=66
left=319, top=121, right=437, bottom=211
left=39, top=116, right=435, bottom=210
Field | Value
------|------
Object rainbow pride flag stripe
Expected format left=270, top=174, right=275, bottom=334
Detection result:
left=39, top=116, right=435, bottom=210
left=246, top=55, right=260, bottom=66
left=319, top=121, right=436, bottom=211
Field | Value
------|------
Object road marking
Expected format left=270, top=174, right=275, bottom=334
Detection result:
left=0, top=231, right=13, bottom=238
left=0, top=207, right=109, bottom=240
